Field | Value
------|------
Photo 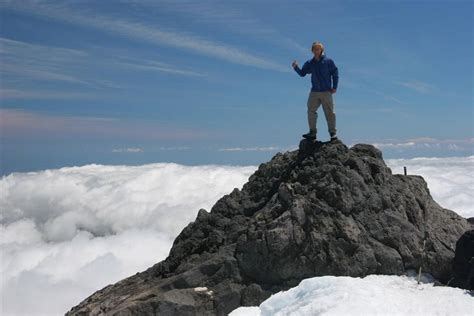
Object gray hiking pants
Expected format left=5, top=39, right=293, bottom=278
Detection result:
left=307, top=91, right=337, bottom=136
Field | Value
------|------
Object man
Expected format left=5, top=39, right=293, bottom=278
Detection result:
left=292, top=42, right=339, bottom=141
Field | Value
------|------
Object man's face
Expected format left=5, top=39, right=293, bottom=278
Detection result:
left=312, top=45, right=323, bottom=58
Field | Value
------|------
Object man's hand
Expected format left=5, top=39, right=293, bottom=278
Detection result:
left=292, top=60, right=298, bottom=69
left=330, top=88, right=337, bottom=94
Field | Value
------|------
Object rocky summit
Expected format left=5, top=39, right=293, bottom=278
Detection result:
left=67, top=140, right=471, bottom=316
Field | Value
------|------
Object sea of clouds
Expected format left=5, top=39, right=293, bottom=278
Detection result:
left=1, top=156, right=473, bottom=315
left=0, top=163, right=255, bottom=315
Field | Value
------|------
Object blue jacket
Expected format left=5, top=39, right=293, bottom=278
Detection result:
left=294, top=55, right=339, bottom=92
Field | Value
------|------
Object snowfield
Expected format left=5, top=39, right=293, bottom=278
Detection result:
left=230, top=273, right=474, bottom=316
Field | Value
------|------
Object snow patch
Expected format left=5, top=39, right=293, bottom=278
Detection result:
left=230, top=274, right=474, bottom=316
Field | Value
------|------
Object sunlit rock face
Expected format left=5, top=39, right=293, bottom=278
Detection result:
left=67, top=140, right=471, bottom=316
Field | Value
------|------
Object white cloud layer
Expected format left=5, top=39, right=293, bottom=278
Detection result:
left=0, top=163, right=255, bottom=315
left=1, top=157, right=472, bottom=315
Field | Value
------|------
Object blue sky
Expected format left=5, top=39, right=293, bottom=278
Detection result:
left=1, top=0, right=473, bottom=175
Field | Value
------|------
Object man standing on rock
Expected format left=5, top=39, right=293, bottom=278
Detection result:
left=292, top=42, right=339, bottom=141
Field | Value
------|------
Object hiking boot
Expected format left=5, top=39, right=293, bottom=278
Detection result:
left=302, top=132, right=316, bottom=139
left=330, top=134, right=338, bottom=141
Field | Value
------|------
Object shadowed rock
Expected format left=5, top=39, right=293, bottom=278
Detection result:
left=450, top=230, right=474, bottom=290
left=67, top=140, right=471, bottom=315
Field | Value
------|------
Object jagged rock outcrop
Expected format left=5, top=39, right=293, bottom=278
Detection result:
left=67, top=140, right=471, bottom=315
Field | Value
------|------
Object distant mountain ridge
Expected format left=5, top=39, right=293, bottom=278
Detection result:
left=67, top=139, right=471, bottom=315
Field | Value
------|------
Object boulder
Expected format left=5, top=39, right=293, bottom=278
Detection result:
left=450, top=230, right=474, bottom=290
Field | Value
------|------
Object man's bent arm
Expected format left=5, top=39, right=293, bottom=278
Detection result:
left=294, top=62, right=309, bottom=77
left=329, top=60, right=339, bottom=89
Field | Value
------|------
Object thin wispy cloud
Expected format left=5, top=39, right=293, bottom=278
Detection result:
left=0, top=37, right=94, bottom=86
left=0, top=37, right=87, bottom=60
left=397, top=80, right=434, bottom=94
left=1, top=63, right=91, bottom=85
left=158, top=146, right=190, bottom=151
left=383, top=95, right=405, bottom=104
left=353, top=137, right=474, bottom=153
left=0, top=88, right=95, bottom=100
left=340, top=77, right=408, bottom=106
left=344, top=66, right=380, bottom=78
left=344, top=15, right=389, bottom=21
left=112, top=148, right=144, bottom=153
left=199, top=105, right=252, bottom=111
left=2, top=1, right=288, bottom=72
left=218, top=146, right=281, bottom=152
left=143, top=1, right=308, bottom=54
left=0, top=36, right=207, bottom=95
left=114, top=58, right=206, bottom=77
left=0, top=108, right=209, bottom=141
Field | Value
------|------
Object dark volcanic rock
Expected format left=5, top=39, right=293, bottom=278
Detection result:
left=450, top=230, right=474, bottom=290
left=67, top=139, right=470, bottom=315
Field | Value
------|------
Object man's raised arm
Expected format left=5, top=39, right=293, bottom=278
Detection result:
left=292, top=60, right=309, bottom=77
